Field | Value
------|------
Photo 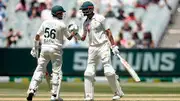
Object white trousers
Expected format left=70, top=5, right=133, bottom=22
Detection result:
left=84, top=42, right=124, bottom=99
left=28, top=47, right=63, bottom=95
left=85, top=42, right=114, bottom=76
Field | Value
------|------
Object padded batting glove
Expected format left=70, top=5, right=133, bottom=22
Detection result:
left=111, top=45, right=119, bottom=56
left=74, top=33, right=81, bottom=40
left=68, top=24, right=79, bottom=33
left=30, top=47, right=37, bottom=58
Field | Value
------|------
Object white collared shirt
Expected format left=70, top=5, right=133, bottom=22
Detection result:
left=37, top=18, right=70, bottom=49
left=83, top=13, right=109, bottom=46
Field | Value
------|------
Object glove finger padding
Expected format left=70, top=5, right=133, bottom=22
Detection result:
left=30, top=48, right=37, bottom=58
left=74, top=33, right=81, bottom=40
left=68, top=24, right=79, bottom=33
left=111, top=45, right=119, bottom=56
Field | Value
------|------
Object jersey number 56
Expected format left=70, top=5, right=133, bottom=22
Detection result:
left=44, top=28, right=56, bottom=39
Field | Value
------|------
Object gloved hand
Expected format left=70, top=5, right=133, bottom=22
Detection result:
left=74, top=33, right=81, bottom=40
left=111, top=45, right=119, bottom=56
left=30, top=47, right=38, bottom=58
left=68, top=24, right=79, bottom=33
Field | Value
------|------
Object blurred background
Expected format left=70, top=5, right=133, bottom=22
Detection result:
left=0, top=0, right=179, bottom=48
left=0, top=0, right=179, bottom=100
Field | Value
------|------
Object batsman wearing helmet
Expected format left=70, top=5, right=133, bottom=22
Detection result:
left=26, top=5, right=77, bottom=101
left=78, top=1, right=124, bottom=100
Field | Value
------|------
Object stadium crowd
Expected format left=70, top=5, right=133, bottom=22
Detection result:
left=0, top=0, right=172, bottom=48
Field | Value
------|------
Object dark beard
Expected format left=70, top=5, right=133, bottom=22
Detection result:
left=83, top=13, right=88, bottom=16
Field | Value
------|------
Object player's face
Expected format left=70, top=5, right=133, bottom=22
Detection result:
left=82, top=8, right=89, bottom=16
left=56, top=12, right=65, bottom=19
left=82, top=8, right=93, bottom=16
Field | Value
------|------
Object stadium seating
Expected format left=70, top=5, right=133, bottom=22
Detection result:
left=1, top=0, right=178, bottom=48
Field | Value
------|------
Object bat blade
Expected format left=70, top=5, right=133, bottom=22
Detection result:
left=45, top=72, right=51, bottom=90
left=117, top=54, right=140, bottom=82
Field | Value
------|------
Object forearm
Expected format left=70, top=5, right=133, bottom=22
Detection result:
left=106, top=29, right=115, bottom=46
left=67, top=32, right=74, bottom=40
left=75, top=32, right=86, bottom=41
left=106, top=30, right=120, bottom=55
left=33, top=34, right=40, bottom=48
left=81, top=34, right=86, bottom=41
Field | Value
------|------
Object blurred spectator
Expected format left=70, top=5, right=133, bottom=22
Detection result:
left=6, top=28, right=22, bottom=47
left=29, top=0, right=38, bottom=9
left=2, top=0, right=173, bottom=48
left=132, top=32, right=142, bottom=48
left=0, top=0, right=6, bottom=9
left=117, top=21, right=134, bottom=48
left=142, top=31, right=154, bottom=48
left=116, top=8, right=126, bottom=20
left=135, top=20, right=144, bottom=32
left=104, top=4, right=115, bottom=18
left=70, top=7, right=77, bottom=18
left=116, top=30, right=123, bottom=48
left=15, top=0, right=28, bottom=12
left=120, top=21, right=133, bottom=40
left=38, top=2, right=46, bottom=14
left=132, top=20, right=145, bottom=40
left=0, top=7, right=6, bottom=32
left=29, top=7, right=40, bottom=19
left=125, top=12, right=137, bottom=22
left=135, top=0, right=150, bottom=9
left=28, top=4, right=40, bottom=18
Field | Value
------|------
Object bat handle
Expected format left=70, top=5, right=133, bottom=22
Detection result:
left=117, top=54, right=122, bottom=60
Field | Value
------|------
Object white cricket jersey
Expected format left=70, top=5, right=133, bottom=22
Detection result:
left=37, top=18, right=70, bottom=49
left=83, top=13, right=109, bottom=46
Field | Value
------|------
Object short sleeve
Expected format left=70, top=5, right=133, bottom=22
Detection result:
left=100, top=15, right=110, bottom=30
left=63, top=26, right=71, bottom=38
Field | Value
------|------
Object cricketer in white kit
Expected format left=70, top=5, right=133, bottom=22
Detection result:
left=77, top=1, right=125, bottom=101
left=26, top=5, right=77, bottom=101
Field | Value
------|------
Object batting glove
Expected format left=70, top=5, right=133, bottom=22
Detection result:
left=30, top=47, right=37, bottom=58
left=74, top=33, right=81, bottom=40
left=111, top=45, right=119, bottom=56
left=68, top=24, right=79, bottom=33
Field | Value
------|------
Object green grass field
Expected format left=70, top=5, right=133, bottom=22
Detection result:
left=0, top=82, right=179, bottom=101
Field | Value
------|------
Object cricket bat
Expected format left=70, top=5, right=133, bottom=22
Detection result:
left=117, top=54, right=141, bottom=82
left=45, top=71, right=51, bottom=90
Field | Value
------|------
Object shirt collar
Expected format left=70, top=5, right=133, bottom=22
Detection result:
left=92, top=13, right=96, bottom=19
left=87, top=13, right=96, bottom=20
